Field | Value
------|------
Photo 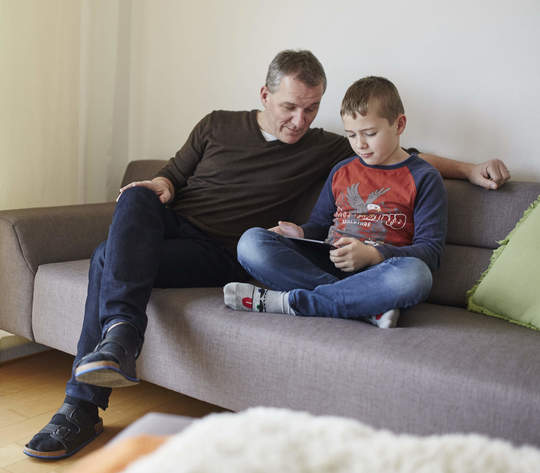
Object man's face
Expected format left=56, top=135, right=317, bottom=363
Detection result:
left=342, top=101, right=406, bottom=166
left=259, top=75, right=324, bottom=144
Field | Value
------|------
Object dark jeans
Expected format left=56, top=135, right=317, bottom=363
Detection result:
left=65, top=186, right=247, bottom=408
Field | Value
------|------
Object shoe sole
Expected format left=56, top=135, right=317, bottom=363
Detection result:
left=75, top=361, right=140, bottom=388
left=23, top=419, right=104, bottom=460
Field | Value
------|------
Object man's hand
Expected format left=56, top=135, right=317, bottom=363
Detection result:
left=117, top=177, right=174, bottom=204
left=268, top=221, right=304, bottom=238
left=419, top=153, right=510, bottom=190
left=467, top=159, right=511, bottom=190
left=330, top=238, right=383, bottom=272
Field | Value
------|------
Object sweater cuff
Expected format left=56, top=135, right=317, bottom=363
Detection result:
left=373, top=243, right=394, bottom=262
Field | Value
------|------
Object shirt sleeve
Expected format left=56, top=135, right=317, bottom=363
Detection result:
left=331, top=136, right=355, bottom=166
left=375, top=169, right=447, bottom=273
left=301, top=164, right=339, bottom=240
left=154, top=113, right=212, bottom=189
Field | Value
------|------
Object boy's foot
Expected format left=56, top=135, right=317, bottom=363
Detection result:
left=369, top=309, right=400, bottom=328
left=24, top=398, right=102, bottom=459
left=223, top=282, right=295, bottom=315
left=75, top=322, right=140, bottom=388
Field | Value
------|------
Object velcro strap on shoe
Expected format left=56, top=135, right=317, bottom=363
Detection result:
left=38, top=423, right=62, bottom=435
left=50, top=425, right=73, bottom=450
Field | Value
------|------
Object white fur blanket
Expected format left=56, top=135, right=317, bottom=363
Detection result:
left=122, top=407, right=540, bottom=473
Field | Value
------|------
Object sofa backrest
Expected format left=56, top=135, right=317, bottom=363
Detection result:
left=122, top=160, right=540, bottom=308
left=121, top=160, right=168, bottom=188
left=431, top=179, right=540, bottom=306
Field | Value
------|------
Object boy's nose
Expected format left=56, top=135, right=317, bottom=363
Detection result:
left=356, top=136, right=368, bottom=148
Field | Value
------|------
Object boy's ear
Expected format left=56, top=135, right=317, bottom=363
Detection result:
left=396, top=114, right=407, bottom=135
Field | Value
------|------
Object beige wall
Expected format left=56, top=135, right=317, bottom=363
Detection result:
left=1, top=0, right=540, bottom=210
left=0, top=0, right=81, bottom=210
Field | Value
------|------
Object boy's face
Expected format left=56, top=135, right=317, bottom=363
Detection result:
left=259, top=75, right=324, bottom=144
left=342, top=101, right=407, bottom=166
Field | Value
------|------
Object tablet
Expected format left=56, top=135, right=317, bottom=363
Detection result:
left=284, top=236, right=336, bottom=250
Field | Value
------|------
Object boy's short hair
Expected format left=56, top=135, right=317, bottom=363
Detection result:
left=266, top=50, right=327, bottom=93
left=340, top=76, right=404, bottom=124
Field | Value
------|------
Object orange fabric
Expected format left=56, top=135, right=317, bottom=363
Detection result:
left=67, top=435, right=169, bottom=473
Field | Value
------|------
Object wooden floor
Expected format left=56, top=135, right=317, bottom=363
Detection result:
left=0, top=349, right=226, bottom=472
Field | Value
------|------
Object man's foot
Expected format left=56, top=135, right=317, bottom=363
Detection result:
left=224, top=282, right=295, bottom=315
left=24, top=398, right=102, bottom=459
left=75, top=322, right=140, bottom=388
left=369, top=309, right=400, bottom=328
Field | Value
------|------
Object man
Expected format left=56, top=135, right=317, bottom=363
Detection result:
left=24, top=50, right=510, bottom=459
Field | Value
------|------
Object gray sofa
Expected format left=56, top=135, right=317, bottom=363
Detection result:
left=1, top=160, right=539, bottom=447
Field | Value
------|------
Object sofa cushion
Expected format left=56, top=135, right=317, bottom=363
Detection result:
left=468, top=195, right=540, bottom=330
left=444, top=180, right=540, bottom=249
left=428, top=244, right=492, bottom=307
left=32, top=259, right=540, bottom=446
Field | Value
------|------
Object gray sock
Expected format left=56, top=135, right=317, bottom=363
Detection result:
left=223, top=283, right=295, bottom=315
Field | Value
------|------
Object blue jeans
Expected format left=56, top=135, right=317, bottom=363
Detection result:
left=66, top=187, right=247, bottom=408
left=237, top=227, right=432, bottom=319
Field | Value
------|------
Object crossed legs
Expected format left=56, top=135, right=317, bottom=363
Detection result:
left=25, top=187, right=246, bottom=459
left=225, top=227, right=432, bottom=324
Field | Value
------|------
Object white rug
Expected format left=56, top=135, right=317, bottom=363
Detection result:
left=122, top=407, right=540, bottom=473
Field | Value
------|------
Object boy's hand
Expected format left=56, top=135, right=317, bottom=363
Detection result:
left=330, top=237, right=383, bottom=272
left=268, top=221, right=304, bottom=238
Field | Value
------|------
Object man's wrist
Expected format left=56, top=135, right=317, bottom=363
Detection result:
left=455, top=161, right=474, bottom=180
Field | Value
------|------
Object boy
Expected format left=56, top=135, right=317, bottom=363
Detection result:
left=224, top=76, right=447, bottom=328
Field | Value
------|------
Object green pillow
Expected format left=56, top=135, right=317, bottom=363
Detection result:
left=467, top=195, right=540, bottom=331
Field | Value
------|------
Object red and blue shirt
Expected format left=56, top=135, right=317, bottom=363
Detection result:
left=302, top=153, right=447, bottom=272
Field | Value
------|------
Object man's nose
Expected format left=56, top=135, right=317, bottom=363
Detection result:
left=291, top=110, right=306, bottom=128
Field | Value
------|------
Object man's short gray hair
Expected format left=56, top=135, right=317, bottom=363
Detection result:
left=265, top=50, right=327, bottom=93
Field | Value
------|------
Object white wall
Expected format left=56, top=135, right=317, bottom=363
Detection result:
left=2, top=0, right=539, bottom=209
left=106, top=0, right=539, bottom=203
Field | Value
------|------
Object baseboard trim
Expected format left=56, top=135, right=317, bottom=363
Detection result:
left=0, top=334, right=50, bottom=363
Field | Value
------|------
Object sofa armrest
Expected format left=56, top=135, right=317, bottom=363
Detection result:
left=0, top=202, right=115, bottom=271
left=0, top=202, right=114, bottom=339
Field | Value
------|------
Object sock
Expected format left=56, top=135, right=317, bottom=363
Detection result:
left=369, top=309, right=400, bottom=328
left=224, top=283, right=295, bottom=315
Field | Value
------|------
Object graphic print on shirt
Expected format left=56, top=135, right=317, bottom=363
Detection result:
left=326, top=161, right=416, bottom=247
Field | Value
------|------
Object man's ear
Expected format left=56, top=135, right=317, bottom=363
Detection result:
left=396, top=114, right=407, bottom=135
left=260, top=85, right=270, bottom=106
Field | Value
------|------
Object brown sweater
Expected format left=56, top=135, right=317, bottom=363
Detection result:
left=156, top=110, right=353, bottom=249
